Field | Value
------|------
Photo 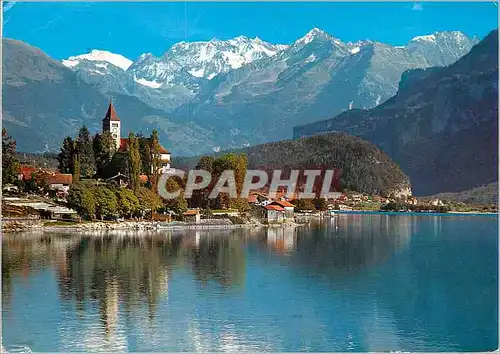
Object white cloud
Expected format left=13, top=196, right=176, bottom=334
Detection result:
left=411, top=3, right=423, bottom=11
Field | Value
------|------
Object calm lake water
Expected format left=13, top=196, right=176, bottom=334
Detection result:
left=2, top=214, right=498, bottom=352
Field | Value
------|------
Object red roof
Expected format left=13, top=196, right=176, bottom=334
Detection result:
left=47, top=174, right=73, bottom=185
left=19, top=166, right=40, bottom=179
left=103, top=102, right=120, bottom=122
left=271, top=200, right=295, bottom=208
left=139, top=174, right=148, bottom=182
left=19, top=166, right=57, bottom=180
left=263, top=205, right=284, bottom=211
left=184, top=209, right=200, bottom=216
left=119, top=138, right=129, bottom=151
left=248, top=195, right=258, bottom=203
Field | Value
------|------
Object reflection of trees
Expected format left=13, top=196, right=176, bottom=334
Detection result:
left=59, top=234, right=184, bottom=327
left=184, top=231, right=246, bottom=289
left=3, top=231, right=248, bottom=326
left=2, top=235, right=81, bottom=308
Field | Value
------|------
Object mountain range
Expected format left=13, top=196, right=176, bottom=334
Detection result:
left=3, top=28, right=479, bottom=157
left=294, top=30, right=498, bottom=195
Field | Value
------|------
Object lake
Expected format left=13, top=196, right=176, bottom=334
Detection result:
left=2, top=214, right=498, bottom=352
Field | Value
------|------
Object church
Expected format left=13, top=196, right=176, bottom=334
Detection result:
left=102, top=102, right=171, bottom=174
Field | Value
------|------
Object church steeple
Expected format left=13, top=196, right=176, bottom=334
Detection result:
left=102, top=101, right=121, bottom=150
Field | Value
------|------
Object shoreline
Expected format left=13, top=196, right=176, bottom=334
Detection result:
left=3, top=219, right=302, bottom=234
left=330, top=210, right=498, bottom=216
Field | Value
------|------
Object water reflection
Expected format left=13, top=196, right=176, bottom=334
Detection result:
left=3, top=215, right=497, bottom=352
left=3, top=217, right=414, bottom=317
left=277, top=215, right=413, bottom=278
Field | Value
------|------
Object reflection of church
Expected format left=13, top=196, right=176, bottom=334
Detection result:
left=102, top=102, right=172, bottom=173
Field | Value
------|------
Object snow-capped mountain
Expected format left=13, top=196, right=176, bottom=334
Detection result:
left=62, top=49, right=133, bottom=72
left=406, top=31, right=479, bottom=67
left=128, top=36, right=287, bottom=90
left=168, top=28, right=479, bottom=151
left=293, top=30, right=498, bottom=195
left=8, top=27, right=480, bottom=155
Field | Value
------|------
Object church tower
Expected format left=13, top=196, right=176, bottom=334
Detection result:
left=102, top=101, right=121, bottom=150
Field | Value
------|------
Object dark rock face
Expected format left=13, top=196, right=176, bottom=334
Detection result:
left=294, top=30, right=498, bottom=195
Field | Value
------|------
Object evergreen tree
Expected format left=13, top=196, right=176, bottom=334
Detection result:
left=2, top=128, right=20, bottom=185
left=149, top=129, right=161, bottom=191
left=127, top=132, right=142, bottom=192
left=93, top=132, right=116, bottom=178
left=72, top=140, right=81, bottom=182
left=57, top=136, right=75, bottom=174
left=76, top=126, right=96, bottom=178
left=137, top=134, right=151, bottom=175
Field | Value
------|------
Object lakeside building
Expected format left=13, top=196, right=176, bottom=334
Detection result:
left=183, top=209, right=201, bottom=223
left=258, top=204, right=285, bottom=223
left=102, top=102, right=171, bottom=174
left=18, top=166, right=73, bottom=196
left=269, top=200, right=295, bottom=220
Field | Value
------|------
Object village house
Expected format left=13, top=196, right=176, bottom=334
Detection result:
left=430, top=198, right=444, bottom=207
left=46, top=173, right=73, bottom=194
left=258, top=204, right=285, bottom=224
left=18, top=166, right=73, bottom=196
left=183, top=209, right=201, bottom=223
left=102, top=102, right=171, bottom=174
left=106, top=173, right=128, bottom=187
left=247, top=191, right=272, bottom=206
left=270, top=200, right=295, bottom=220
left=407, top=196, right=418, bottom=205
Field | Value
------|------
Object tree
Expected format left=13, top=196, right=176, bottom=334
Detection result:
left=293, top=199, right=316, bottom=212
left=93, top=132, right=116, bottom=178
left=72, top=140, right=81, bottom=183
left=33, top=172, right=50, bottom=195
left=58, top=136, right=75, bottom=174
left=229, top=198, right=251, bottom=212
left=137, top=134, right=151, bottom=175
left=2, top=128, right=20, bottom=185
left=162, top=176, right=188, bottom=214
left=211, top=153, right=248, bottom=209
left=136, top=186, right=162, bottom=217
left=313, top=197, right=328, bottom=211
left=127, top=132, right=142, bottom=193
left=196, top=155, right=214, bottom=172
left=67, top=183, right=96, bottom=219
left=116, top=188, right=140, bottom=218
left=148, top=130, right=161, bottom=191
left=191, top=155, right=215, bottom=209
left=76, top=126, right=96, bottom=178
left=92, top=186, right=118, bottom=220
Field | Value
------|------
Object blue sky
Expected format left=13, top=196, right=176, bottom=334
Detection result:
left=3, top=2, right=498, bottom=60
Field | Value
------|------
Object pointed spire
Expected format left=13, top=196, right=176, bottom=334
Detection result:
left=103, top=100, right=120, bottom=122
